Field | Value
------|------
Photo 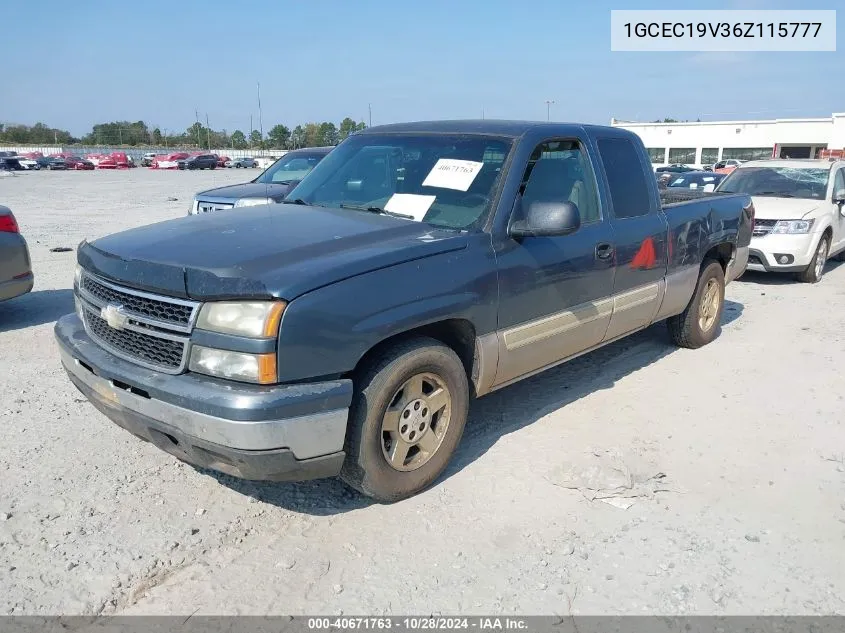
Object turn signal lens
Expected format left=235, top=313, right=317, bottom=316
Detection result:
left=188, top=346, right=277, bottom=384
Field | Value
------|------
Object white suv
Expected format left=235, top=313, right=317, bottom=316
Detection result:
left=715, top=159, right=845, bottom=283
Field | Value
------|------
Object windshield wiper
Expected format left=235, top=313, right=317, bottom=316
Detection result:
left=279, top=198, right=308, bottom=205
left=754, top=191, right=795, bottom=198
left=338, top=203, right=414, bottom=220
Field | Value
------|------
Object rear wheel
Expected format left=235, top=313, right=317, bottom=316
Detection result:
left=340, top=337, right=469, bottom=502
left=668, top=260, right=725, bottom=349
left=795, top=235, right=829, bottom=283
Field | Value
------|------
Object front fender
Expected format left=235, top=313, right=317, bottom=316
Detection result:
left=276, top=233, right=498, bottom=383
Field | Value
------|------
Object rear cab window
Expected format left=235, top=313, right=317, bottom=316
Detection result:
left=596, top=137, right=654, bottom=219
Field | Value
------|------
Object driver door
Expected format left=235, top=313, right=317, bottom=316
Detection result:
left=493, top=139, right=616, bottom=388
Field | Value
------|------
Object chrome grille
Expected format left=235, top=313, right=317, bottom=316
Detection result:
left=77, top=272, right=198, bottom=374
left=80, top=274, right=196, bottom=329
left=86, top=309, right=185, bottom=370
left=197, top=200, right=234, bottom=213
left=752, top=219, right=778, bottom=237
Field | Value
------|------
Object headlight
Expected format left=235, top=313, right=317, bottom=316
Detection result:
left=189, top=199, right=199, bottom=215
left=74, top=264, right=82, bottom=288
left=189, top=346, right=276, bottom=384
left=234, top=197, right=273, bottom=207
left=772, top=219, right=814, bottom=234
left=196, top=301, right=286, bottom=338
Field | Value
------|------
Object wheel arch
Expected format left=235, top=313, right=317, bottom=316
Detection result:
left=350, top=318, right=479, bottom=394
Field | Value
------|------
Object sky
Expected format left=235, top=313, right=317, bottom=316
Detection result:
left=3, top=0, right=843, bottom=136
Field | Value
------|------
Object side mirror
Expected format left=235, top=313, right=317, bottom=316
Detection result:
left=833, top=188, right=845, bottom=205
left=510, top=200, right=581, bottom=238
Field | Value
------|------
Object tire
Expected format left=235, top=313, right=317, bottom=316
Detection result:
left=340, top=337, right=470, bottom=502
left=668, top=259, right=725, bottom=349
left=796, top=235, right=830, bottom=283
left=236, top=163, right=242, bottom=168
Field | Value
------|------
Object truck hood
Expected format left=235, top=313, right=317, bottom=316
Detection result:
left=750, top=196, right=822, bottom=220
left=196, top=182, right=295, bottom=202
left=78, top=204, right=468, bottom=300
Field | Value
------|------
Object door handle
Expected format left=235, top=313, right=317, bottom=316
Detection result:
left=595, top=242, right=614, bottom=260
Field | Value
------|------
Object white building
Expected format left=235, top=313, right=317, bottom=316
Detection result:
left=611, top=112, right=845, bottom=168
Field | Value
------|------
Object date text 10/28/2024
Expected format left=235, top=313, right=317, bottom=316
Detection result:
left=307, top=618, right=528, bottom=631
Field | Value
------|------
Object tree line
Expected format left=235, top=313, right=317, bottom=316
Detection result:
left=0, top=117, right=367, bottom=149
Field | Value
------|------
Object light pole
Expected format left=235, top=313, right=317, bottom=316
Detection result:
left=368, top=103, right=372, bottom=128
left=545, top=100, right=555, bottom=122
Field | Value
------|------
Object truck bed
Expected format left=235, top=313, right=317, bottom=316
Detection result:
left=660, top=188, right=725, bottom=207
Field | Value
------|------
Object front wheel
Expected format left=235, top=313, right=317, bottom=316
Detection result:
left=668, top=260, right=725, bottom=349
left=795, top=235, right=829, bottom=283
left=340, top=337, right=469, bottom=502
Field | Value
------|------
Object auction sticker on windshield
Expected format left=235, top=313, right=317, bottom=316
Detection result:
left=384, top=193, right=436, bottom=221
left=423, top=159, right=485, bottom=192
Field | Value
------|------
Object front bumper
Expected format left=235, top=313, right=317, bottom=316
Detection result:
left=747, top=231, right=820, bottom=273
left=55, top=314, right=352, bottom=482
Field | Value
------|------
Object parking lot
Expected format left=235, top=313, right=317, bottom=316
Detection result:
left=1, top=168, right=844, bottom=616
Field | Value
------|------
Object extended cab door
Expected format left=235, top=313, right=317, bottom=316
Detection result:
left=492, top=138, right=616, bottom=388
left=593, top=135, right=669, bottom=341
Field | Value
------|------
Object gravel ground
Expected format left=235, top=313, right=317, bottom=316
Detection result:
left=1, top=168, right=844, bottom=616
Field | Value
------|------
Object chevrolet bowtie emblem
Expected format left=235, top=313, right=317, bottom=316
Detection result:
left=101, top=303, right=129, bottom=330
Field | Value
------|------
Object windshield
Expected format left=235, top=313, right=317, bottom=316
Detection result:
left=255, top=152, right=325, bottom=184
left=668, top=173, right=723, bottom=188
left=717, top=166, right=830, bottom=199
left=286, top=134, right=513, bottom=229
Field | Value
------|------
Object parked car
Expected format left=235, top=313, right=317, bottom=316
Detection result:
left=0, top=157, right=26, bottom=171
left=0, top=206, right=34, bottom=302
left=666, top=171, right=726, bottom=190
left=715, top=158, right=845, bottom=282
left=141, top=152, right=158, bottom=167
left=227, top=157, right=258, bottom=168
left=656, top=164, right=696, bottom=173
left=150, top=153, right=189, bottom=169
left=189, top=147, right=332, bottom=214
left=36, top=157, right=67, bottom=170
left=17, top=157, right=40, bottom=170
left=177, top=154, right=218, bottom=170
left=216, top=155, right=231, bottom=168
left=712, top=159, right=744, bottom=174
left=254, top=156, right=279, bottom=169
left=58, top=120, right=753, bottom=501
left=98, top=152, right=133, bottom=169
left=65, top=156, right=95, bottom=171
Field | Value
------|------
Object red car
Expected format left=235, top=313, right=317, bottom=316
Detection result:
left=65, top=156, right=95, bottom=170
left=95, top=152, right=134, bottom=169
left=217, top=155, right=230, bottom=168
left=150, top=152, right=189, bottom=169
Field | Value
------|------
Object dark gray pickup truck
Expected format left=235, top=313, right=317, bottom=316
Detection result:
left=56, top=121, right=753, bottom=501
